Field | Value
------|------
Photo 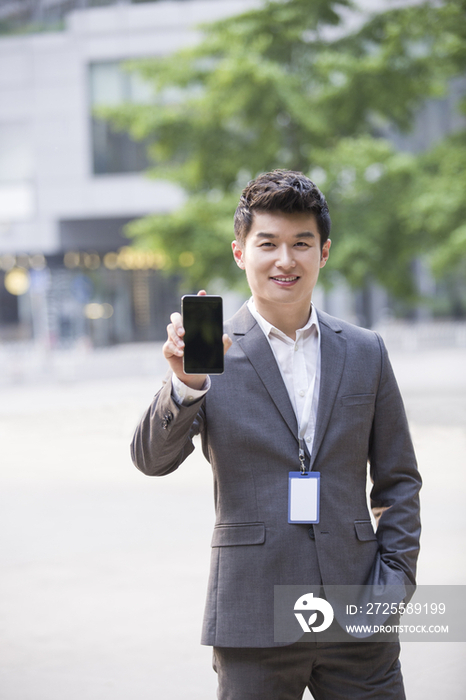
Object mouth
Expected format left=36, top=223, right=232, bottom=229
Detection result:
left=270, top=276, right=299, bottom=285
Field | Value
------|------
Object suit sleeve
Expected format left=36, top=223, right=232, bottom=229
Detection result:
left=368, top=334, right=422, bottom=588
left=130, top=373, right=206, bottom=476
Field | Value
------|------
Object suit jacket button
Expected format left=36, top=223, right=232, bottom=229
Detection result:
left=162, top=412, right=173, bottom=425
left=308, top=527, right=315, bottom=540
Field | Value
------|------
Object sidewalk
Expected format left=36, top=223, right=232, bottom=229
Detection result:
left=0, top=342, right=465, bottom=699
left=0, top=340, right=166, bottom=386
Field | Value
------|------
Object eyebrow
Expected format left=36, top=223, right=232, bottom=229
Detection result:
left=255, top=231, right=317, bottom=239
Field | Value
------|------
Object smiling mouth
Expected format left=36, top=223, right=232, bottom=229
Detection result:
left=270, top=276, right=299, bottom=282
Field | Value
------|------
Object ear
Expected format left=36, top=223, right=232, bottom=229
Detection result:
left=320, top=239, right=331, bottom=268
left=232, top=240, right=245, bottom=270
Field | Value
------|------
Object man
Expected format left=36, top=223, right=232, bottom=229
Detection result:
left=131, top=169, right=421, bottom=699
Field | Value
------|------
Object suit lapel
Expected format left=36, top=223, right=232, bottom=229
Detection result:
left=310, top=311, right=347, bottom=467
left=228, top=304, right=298, bottom=441
left=226, top=304, right=348, bottom=461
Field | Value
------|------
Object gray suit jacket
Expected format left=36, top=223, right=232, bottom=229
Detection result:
left=131, top=304, right=421, bottom=647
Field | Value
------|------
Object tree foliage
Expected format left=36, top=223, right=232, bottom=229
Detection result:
left=99, top=0, right=466, bottom=300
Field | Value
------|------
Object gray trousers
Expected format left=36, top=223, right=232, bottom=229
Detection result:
left=213, top=640, right=405, bottom=700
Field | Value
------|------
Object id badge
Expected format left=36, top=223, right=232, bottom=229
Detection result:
left=288, top=471, right=320, bottom=524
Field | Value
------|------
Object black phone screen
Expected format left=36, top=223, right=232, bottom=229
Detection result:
left=182, top=295, right=224, bottom=374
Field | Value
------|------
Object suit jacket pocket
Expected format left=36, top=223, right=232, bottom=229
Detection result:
left=341, top=393, right=375, bottom=406
left=354, top=520, right=377, bottom=541
left=211, top=522, right=266, bottom=547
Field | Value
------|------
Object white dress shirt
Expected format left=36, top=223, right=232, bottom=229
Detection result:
left=246, top=298, right=321, bottom=454
left=172, top=298, right=321, bottom=454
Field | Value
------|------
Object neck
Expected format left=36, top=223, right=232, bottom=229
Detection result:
left=253, top=298, right=312, bottom=340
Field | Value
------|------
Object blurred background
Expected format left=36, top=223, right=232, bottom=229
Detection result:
left=0, top=1, right=465, bottom=698
left=0, top=0, right=465, bottom=367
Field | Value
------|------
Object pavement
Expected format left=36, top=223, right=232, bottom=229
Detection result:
left=0, top=340, right=465, bottom=699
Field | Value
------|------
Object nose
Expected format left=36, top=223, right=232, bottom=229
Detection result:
left=276, top=245, right=295, bottom=270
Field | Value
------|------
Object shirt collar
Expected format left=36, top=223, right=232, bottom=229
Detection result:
left=247, top=297, right=319, bottom=342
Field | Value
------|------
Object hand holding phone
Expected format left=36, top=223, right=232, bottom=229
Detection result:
left=163, top=291, right=231, bottom=389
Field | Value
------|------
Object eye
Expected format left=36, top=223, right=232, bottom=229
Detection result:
left=295, top=241, right=310, bottom=247
left=259, top=241, right=275, bottom=248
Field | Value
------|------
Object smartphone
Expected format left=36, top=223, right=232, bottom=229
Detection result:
left=181, top=295, right=224, bottom=375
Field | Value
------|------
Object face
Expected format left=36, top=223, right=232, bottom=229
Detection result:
left=232, top=211, right=330, bottom=317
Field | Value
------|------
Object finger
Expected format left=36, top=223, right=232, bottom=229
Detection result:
left=169, top=312, right=185, bottom=338
left=197, top=290, right=207, bottom=296
left=163, top=336, right=184, bottom=359
left=223, top=334, right=232, bottom=355
left=166, top=322, right=184, bottom=348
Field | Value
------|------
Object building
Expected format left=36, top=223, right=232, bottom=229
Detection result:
left=0, top=0, right=254, bottom=345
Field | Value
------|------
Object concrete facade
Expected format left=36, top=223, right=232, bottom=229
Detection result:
left=0, top=0, right=257, bottom=343
left=0, top=0, right=255, bottom=255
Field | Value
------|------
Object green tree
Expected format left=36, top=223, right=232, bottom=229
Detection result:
left=99, top=0, right=466, bottom=301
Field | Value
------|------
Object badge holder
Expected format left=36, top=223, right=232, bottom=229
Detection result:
left=288, top=442, right=320, bottom=524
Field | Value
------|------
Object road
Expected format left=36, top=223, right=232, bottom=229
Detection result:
left=0, top=342, right=465, bottom=699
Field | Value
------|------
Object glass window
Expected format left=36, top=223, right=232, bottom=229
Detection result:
left=89, top=60, right=153, bottom=175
